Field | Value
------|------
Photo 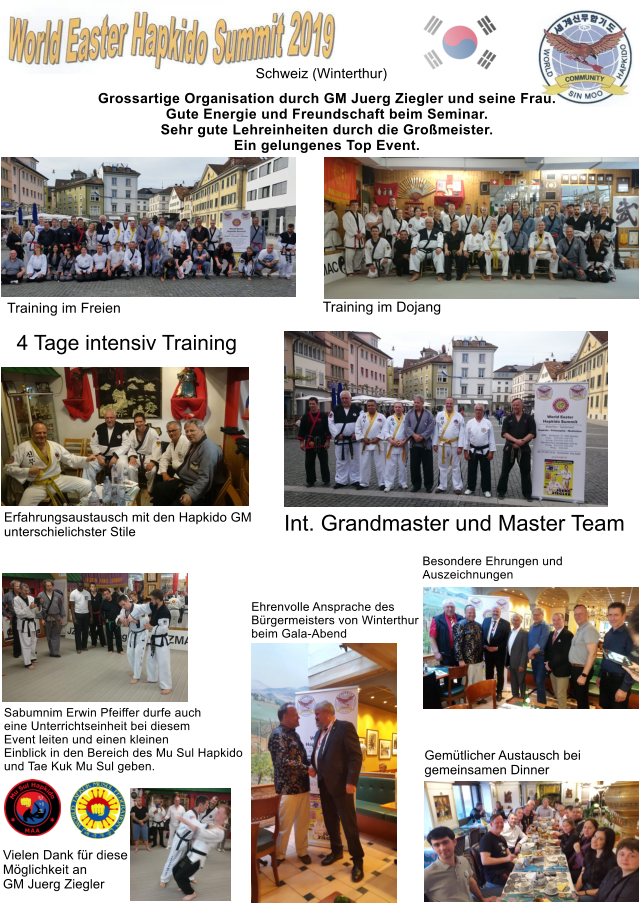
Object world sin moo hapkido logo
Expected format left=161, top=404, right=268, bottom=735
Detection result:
left=540, top=11, right=631, bottom=103
left=4, top=780, right=62, bottom=836
left=70, top=782, right=126, bottom=839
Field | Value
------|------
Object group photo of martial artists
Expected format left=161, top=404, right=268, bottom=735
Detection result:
left=2, top=573, right=188, bottom=703
left=129, top=788, right=231, bottom=902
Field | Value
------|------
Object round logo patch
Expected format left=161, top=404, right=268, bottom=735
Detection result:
left=70, top=783, right=126, bottom=839
left=5, top=780, right=61, bottom=836
left=552, top=397, right=570, bottom=413
left=297, top=694, right=316, bottom=717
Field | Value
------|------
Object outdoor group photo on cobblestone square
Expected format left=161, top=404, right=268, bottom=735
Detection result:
left=284, top=331, right=608, bottom=508
left=2, top=156, right=296, bottom=298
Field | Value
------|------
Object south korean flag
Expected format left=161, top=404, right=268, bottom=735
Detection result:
left=406, top=6, right=512, bottom=78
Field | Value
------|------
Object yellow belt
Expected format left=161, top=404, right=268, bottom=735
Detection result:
left=489, top=238, right=501, bottom=269
left=33, top=473, right=66, bottom=505
left=386, top=442, right=406, bottom=462
left=439, top=437, right=457, bottom=464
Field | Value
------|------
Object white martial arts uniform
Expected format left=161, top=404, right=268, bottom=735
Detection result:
left=166, top=804, right=186, bottom=847
left=238, top=253, right=256, bottom=276
left=122, top=427, right=162, bottom=491
left=180, top=823, right=225, bottom=874
left=559, top=466, right=572, bottom=490
left=324, top=209, right=341, bottom=250
left=119, top=225, right=134, bottom=246
left=528, top=231, right=559, bottom=275
left=408, top=215, right=426, bottom=236
left=146, top=615, right=172, bottom=690
left=382, top=413, right=408, bottom=490
left=5, top=440, right=93, bottom=505
left=385, top=215, right=410, bottom=249
left=26, top=253, right=48, bottom=279
left=342, top=210, right=365, bottom=274
left=364, top=236, right=392, bottom=277
left=476, top=215, right=492, bottom=237
left=441, top=212, right=461, bottom=232
left=74, top=253, right=94, bottom=277
left=88, top=425, right=130, bottom=487
left=169, top=229, right=189, bottom=251
left=156, top=225, right=170, bottom=253
left=496, top=213, right=513, bottom=234
left=463, top=232, right=485, bottom=262
left=23, top=229, right=35, bottom=264
left=207, top=226, right=222, bottom=251
left=124, top=248, right=142, bottom=274
left=382, top=205, right=402, bottom=237
left=410, top=229, right=444, bottom=274
left=433, top=410, right=466, bottom=492
left=108, top=225, right=126, bottom=249
left=483, top=231, right=510, bottom=276
left=118, top=602, right=151, bottom=680
left=458, top=213, right=478, bottom=237
left=161, top=808, right=202, bottom=884
left=328, top=406, right=361, bottom=486
left=278, top=232, right=296, bottom=278
left=158, top=434, right=191, bottom=476
left=14, top=594, right=40, bottom=666
left=355, top=411, right=387, bottom=487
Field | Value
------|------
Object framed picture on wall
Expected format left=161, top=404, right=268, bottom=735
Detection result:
left=434, top=794, right=453, bottom=822
left=561, top=174, right=570, bottom=184
left=588, top=174, right=596, bottom=184
left=147, top=584, right=157, bottom=594
left=545, top=192, right=556, bottom=201
left=605, top=174, right=613, bottom=184
left=545, top=173, right=556, bottom=180
left=147, top=574, right=158, bottom=582
left=524, top=613, right=531, bottom=628
left=359, top=737, right=366, bottom=756
left=392, top=733, right=397, bottom=755
left=628, top=231, right=639, bottom=246
left=579, top=173, right=587, bottom=184
left=379, top=739, right=391, bottom=760
left=480, top=181, right=489, bottom=194
left=570, top=174, right=579, bottom=184
left=366, top=729, right=379, bottom=756
left=4, top=381, right=17, bottom=394
left=617, top=177, right=630, bottom=193
left=597, top=174, right=605, bottom=184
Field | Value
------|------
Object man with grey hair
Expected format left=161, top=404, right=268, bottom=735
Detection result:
left=267, top=703, right=312, bottom=865
left=158, top=421, right=191, bottom=482
left=453, top=603, right=485, bottom=694
left=88, top=408, right=130, bottom=488
left=311, top=701, right=364, bottom=883
left=506, top=613, right=528, bottom=700
left=328, top=390, right=362, bottom=489
left=463, top=404, right=496, bottom=498
left=482, top=604, right=511, bottom=701
left=404, top=395, right=435, bottom=493
left=2, top=579, right=23, bottom=659
left=151, top=418, right=222, bottom=506
left=527, top=607, right=552, bottom=706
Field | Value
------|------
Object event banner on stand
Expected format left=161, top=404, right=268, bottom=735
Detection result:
left=296, top=686, right=359, bottom=847
left=531, top=382, right=589, bottom=503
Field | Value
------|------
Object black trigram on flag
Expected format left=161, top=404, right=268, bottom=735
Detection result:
left=424, top=15, right=443, bottom=35
left=425, top=50, right=443, bottom=69
left=477, top=15, right=496, bottom=35
left=478, top=50, right=496, bottom=69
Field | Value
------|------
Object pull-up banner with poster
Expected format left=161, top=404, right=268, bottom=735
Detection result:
left=295, top=685, right=359, bottom=847
left=531, top=382, right=589, bottom=503
left=222, top=209, right=251, bottom=256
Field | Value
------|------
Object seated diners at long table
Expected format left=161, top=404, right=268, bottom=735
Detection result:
left=501, top=812, right=527, bottom=854
left=424, top=826, right=498, bottom=902
left=570, top=819, right=599, bottom=882
left=594, top=837, right=639, bottom=901
left=479, top=813, right=515, bottom=890
left=560, top=818, right=581, bottom=858
left=575, top=827, right=617, bottom=901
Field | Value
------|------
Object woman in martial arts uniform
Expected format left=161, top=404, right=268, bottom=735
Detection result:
left=74, top=247, right=94, bottom=281
left=238, top=247, right=256, bottom=279
left=13, top=584, right=41, bottom=669
left=585, top=234, right=612, bottom=284
left=46, top=244, right=62, bottom=280
left=160, top=796, right=211, bottom=888
left=143, top=589, right=172, bottom=696
left=25, top=245, right=49, bottom=281
left=117, top=595, right=150, bottom=684
left=172, top=806, right=231, bottom=901
left=57, top=247, right=76, bottom=282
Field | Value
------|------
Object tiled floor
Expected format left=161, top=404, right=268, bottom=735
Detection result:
left=258, top=831, right=396, bottom=902
left=130, top=839, right=231, bottom=900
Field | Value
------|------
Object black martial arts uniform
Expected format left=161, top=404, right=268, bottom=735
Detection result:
left=393, top=237, right=412, bottom=276
left=298, top=409, right=331, bottom=486
left=443, top=231, right=467, bottom=280
left=496, top=411, right=537, bottom=500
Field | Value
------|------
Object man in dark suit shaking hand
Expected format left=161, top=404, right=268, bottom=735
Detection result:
left=310, top=701, right=364, bottom=883
left=482, top=604, right=512, bottom=701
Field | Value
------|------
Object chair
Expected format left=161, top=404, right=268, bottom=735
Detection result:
left=470, top=827, right=481, bottom=847
left=251, top=795, right=281, bottom=894
left=63, top=438, right=87, bottom=477
left=251, top=823, right=260, bottom=903
left=446, top=703, right=469, bottom=709
left=440, top=665, right=468, bottom=707
left=467, top=679, right=497, bottom=709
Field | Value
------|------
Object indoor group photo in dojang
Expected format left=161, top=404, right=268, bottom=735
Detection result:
left=424, top=780, right=639, bottom=902
left=324, top=156, right=639, bottom=299
left=423, top=587, right=639, bottom=710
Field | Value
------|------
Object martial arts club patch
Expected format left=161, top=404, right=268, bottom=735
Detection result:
left=70, top=782, right=126, bottom=839
left=4, top=780, right=61, bottom=836
left=552, top=398, right=570, bottom=413
left=540, top=12, right=632, bottom=104
left=297, top=694, right=316, bottom=717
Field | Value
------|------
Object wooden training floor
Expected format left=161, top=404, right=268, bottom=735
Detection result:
left=130, top=842, right=232, bottom=901
left=2, top=644, right=188, bottom=703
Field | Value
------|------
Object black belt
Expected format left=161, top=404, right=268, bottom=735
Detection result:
left=21, top=618, right=36, bottom=635
left=469, top=443, right=490, bottom=457
left=130, top=629, right=146, bottom=647
left=191, top=848, right=208, bottom=856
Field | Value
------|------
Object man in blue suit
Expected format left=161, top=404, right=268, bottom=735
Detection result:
left=482, top=605, right=511, bottom=701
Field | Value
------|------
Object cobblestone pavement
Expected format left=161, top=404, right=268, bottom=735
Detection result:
left=284, top=420, right=608, bottom=507
left=1, top=248, right=295, bottom=298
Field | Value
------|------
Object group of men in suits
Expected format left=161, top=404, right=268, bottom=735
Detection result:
left=267, top=700, right=365, bottom=884
left=429, top=601, right=577, bottom=706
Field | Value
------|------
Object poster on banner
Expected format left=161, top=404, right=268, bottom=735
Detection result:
left=531, top=382, right=588, bottom=503
left=222, top=209, right=251, bottom=255
left=295, top=685, right=359, bottom=847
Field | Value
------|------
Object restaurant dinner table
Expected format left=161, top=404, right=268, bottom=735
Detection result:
left=502, top=830, right=577, bottom=901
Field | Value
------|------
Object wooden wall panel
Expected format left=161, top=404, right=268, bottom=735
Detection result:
left=325, top=160, right=635, bottom=244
